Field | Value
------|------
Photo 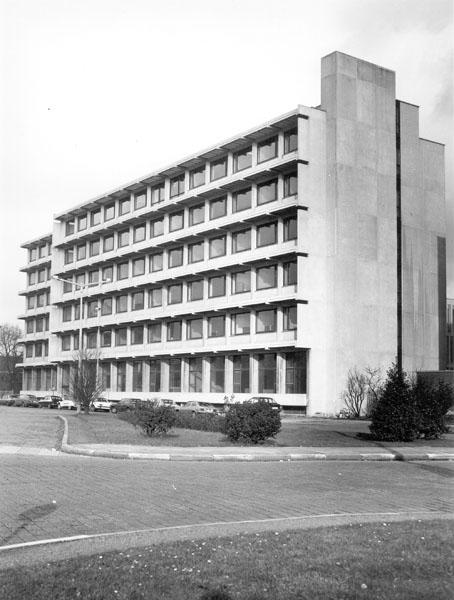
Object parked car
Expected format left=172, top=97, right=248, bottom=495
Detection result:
left=247, top=396, right=281, bottom=412
left=39, top=395, right=62, bottom=409
left=178, top=401, right=218, bottom=415
left=91, top=398, right=113, bottom=412
left=110, top=398, right=142, bottom=414
left=17, top=394, right=39, bottom=408
left=157, top=398, right=180, bottom=409
left=58, top=399, right=77, bottom=411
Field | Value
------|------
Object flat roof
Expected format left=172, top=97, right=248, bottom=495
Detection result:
left=20, top=233, right=53, bottom=249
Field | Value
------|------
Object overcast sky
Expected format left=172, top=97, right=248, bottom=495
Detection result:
left=0, top=0, right=453, bottom=326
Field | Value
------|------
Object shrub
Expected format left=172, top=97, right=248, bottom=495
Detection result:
left=13, top=398, right=25, bottom=407
left=413, top=380, right=453, bottom=439
left=174, top=411, right=226, bottom=433
left=121, top=403, right=177, bottom=437
left=0, top=398, right=11, bottom=406
left=224, top=400, right=281, bottom=444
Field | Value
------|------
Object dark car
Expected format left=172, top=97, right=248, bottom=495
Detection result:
left=110, top=398, right=142, bottom=414
left=17, top=394, right=40, bottom=408
left=247, top=396, right=281, bottom=412
left=39, top=395, right=62, bottom=409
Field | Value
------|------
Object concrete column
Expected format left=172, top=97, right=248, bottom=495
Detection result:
left=125, top=361, right=133, bottom=392
left=181, top=358, right=188, bottom=393
left=111, top=362, right=118, bottom=392
left=225, top=355, right=233, bottom=394
left=251, top=143, right=258, bottom=167
left=161, top=359, right=169, bottom=393
left=202, top=356, right=210, bottom=393
left=276, top=353, right=285, bottom=394
left=251, top=184, right=258, bottom=208
left=250, top=354, right=258, bottom=394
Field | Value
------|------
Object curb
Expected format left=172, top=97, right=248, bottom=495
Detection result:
left=57, top=417, right=454, bottom=462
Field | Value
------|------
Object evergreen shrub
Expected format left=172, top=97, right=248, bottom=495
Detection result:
left=224, top=400, right=281, bottom=444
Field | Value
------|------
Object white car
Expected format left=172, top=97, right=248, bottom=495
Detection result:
left=58, top=399, right=77, bottom=411
left=91, top=399, right=112, bottom=412
left=178, top=401, right=218, bottom=415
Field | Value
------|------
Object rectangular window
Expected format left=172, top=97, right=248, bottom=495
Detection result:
left=167, top=321, right=182, bottom=341
left=188, top=280, right=204, bottom=301
left=116, top=295, right=128, bottom=313
left=89, top=239, right=100, bottom=257
left=26, top=345, right=33, bottom=358
left=283, top=216, right=297, bottom=241
left=118, top=229, right=129, bottom=247
left=188, top=357, right=203, bottom=393
left=209, top=235, right=226, bottom=259
left=256, top=265, right=277, bottom=290
left=232, top=355, right=250, bottom=393
left=232, top=229, right=251, bottom=253
left=170, top=174, right=185, bottom=198
left=190, top=166, right=205, bottom=189
left=74, top=303, right=81, bottom=320
left=104, top=204, right=115, bottom=221
left=37, top=269, right=45, bottom=283
left=232, top=312, right=250, bottom=335
left=36, top=293, right=45, bottom=308
left=87, top=300, right=98, bottom=318
left=35, top=342, right=43, bottom=357
left=64, top=248, right=74, bottom=264
left=103, top=266, right=113, bottom=283
left=233, top=188, right=251, bottom=213
left=62, top=305, right=72, bottom=322
left=103, top=235, right=114, bottom=253
left=119, top=198, right=130, bottom=215
left=91, top=209, right=101, bottom=227
left=101, top=297, right=112, bottom=315
left=208, top=315, right=225, bottom=337
left=233, top=147, right=252, bottom=172
left=187, top=318, right=203, bottom=339
left=132, top=257, right=145, bottom=277
left=149, top=288, right=162, bottom=307
left=131, top=326, right=144, bottom=345
left=150, top=219, right=164, bottom=238
left=151, top=184, right=165, bottom=205
left=115, top=328, right=127, bottom=346
left=189, top=203, right=205, bottom=226
left=258, top=353, right=276, bottom=393
left=188, top=241, right=204, bottom=264
left=209, top=357, right=224, bottom=393
left=29, top=248, right=37, bottom=262
left=117, top=262, right=129, bottom=280
left=148, top=323, right=162, bottom=343
left=65, top=220, right=75, bottom=236
left=284, top=172, right=297, bottom=197
left=132, top=291, right=144, bottom=311
left=283, top=260, right=297, bottom=286
left=256, top=309, right=277, bottom=333
left=101, top=330, right=112, bottom=347
left=210, top=157, right=227, bottom=181
left=78, top=215, right=87, bottom=231
left=88, top=270, right=99, bottom=285
left=101, top=363, right=111, bottom=389
left=210, top=197, right=226, bottom=220
left=150, top=253, right=163, bottom=272
left=257, top=136, right=277, bottom=163
left=117, top=362, right=126, bottom=392
left=208, top=275, right=225, bottom=298
left=169, top=211, right=184, bottom=232
left=169, top=358, right=181, bottom=392
left=38, top=245, right=46, bottom=258
left=257, top=222, right=277, bottom=247
left=168, top=247, right=183, bottom=268
left=61, top=335, right=71, bottom=351
left=87, top=332, right=97, bottom=349
left=75, top=273, right=85, bottom=288
left=231, top=270, right=251, bottom=294
left=26, top=320, right=34, bottom=334
left=77, top=245, right=86, bottom=261
left=283, top=306, right=297, bottom=331
left=149, top=359, right=161, bottom=392
left=28, top=272, right=36, bottom=286
left=134, top=192, right=147, bottom=210
left=134, top=224, right=146, bottom=243
left=36, top=317, right=44, bottom=332
left=257, top=179, right=277, bottom=205
left=284, top=128, right=298, bottom=154
left=168, top=283, right=182, bottom=305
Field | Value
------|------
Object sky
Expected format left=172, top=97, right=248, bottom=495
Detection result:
left=0, top=0, right=453, bottom=326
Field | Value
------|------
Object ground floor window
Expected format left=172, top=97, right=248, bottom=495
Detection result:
left=169, top=358, right=181, bottom=392
left=257, top=353, right=276, bottom=394
left=188, top=357, right=203, bottom=393
left=232, top=354, right=250, bottom=394
left=62, top=365, right=70, bottom=395
left=149, top=360, right=161, bottom=392
left=285, top=351, right=307, bottom=393
left=35, top=368, right=41, bottom=390
left=101, top=363, right=111, bottom=390
left=210, top=356, right=225, bottom=392
left=132, top=361, right=143, bottom=392
left=117, top=362, right=126, bottom=392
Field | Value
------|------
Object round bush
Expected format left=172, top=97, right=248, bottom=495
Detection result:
left=224, top=400, right=281, bottom=444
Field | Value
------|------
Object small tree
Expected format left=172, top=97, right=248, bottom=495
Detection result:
left=0, top=323, right=23, bottom=393
left=341, top=367, right=368, bottom=417
left=70, top=349, right=104, bottom=414
left=413, top=379, right=453, bottom=439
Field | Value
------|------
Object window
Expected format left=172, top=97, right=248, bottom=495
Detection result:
left=117, top=362, right=126, bottom=392
left=210, top=157, right=227, bottom=181
left=283, top=306, right=297, bottom=330
left=285, top=351, right=306, bottom=393
left=26, top=320, right=34, bottom=334
left=190, top=166, right=205, bottom=189
left=87, top=332, right=97, bottom=349
left=188, top=241, right=204, bottom=263
left=232, top=355, right=250, bottom=393
left=74, top=303, right=81, bottom=320
left=210, top=356, right=224, bottom=392
left=132, top=291, right=144, bottom=311
left=77, top=245, right=86, bottom=260
left=256, top=265, right=277, bottom=290
left=28, top=272, right=36, bottom=286
left=116, top=295, right=128, bottom=313
left=102, top=235, right=113, bottom=253
left=104, top=204, right=115, bottom=221
left=167, top=321, right=182, bottom=341
left=89, top=239, right=100, bottom=257
left=102, top=266, right=113, bottom=283
left=88, top=270, right=99, bottom=285
left=187, top=318, right=203, bottom=339
left=150, top=219, right=164, bottom=238
left=118, top=229, right=129, bottom=247
left=258, top=353, right=276, bottom=393
left=283, top=260, right=297, bottom=285
left=168, top=283, right=182, bottom=304
left=101, top=297, right=112, bottom=315
left=209, top=197, right=226, bottom=220
left=131, top=362, right=142, bottom=392
left=78, top=215, right=87, bottom=231
left=65, top=220, right=75, bottom=236
left=149, top=288, right=162, bottom=307
left=38, top=245, right=46, bottom=258
left=256, top=309, right=277, bottom=333
left=169, top=358, right=181, bottom=392
left=188, top=357, right=203, bottom=393
left=151, top=184, right=165, bottom=205
left=150, top=253, right=163, bottom=272
left=170, top=174, right=185, bottom=197
left=91, top=209, right=101, bottom=227
left=61, top=335, right=71, bottom=351
left=87, top=300, right=98, bottom=318
left=168, top=247, right=183, bottom=268
left=37, top=269, right=45, bottom=283
left=232, top=229, right=251, bottom=253
left=284, top=128, right=298, bottom=153
left=188, top=280, right=203, bottom=301
left=117, top=262, right=129, bottom=280
left=233, top=188, right=251, bottom=213
left=119, top=198, right=130, bottom=215
left=26, top=344, right=33, bottom=358
left=134, top=224, right=146, bottom=243
left=232, top=313, right=250, bottom=335
left=115, top=328, right=127, bottom=346
left=233, top=147, right=252, bottom=172
left=35, top=342, right=43, bottom=357
left=62, top=305, right=72, bottom=322
left=75, top=273, right=85, bottom=288
left=134, top=192, right=147, bottom=210
left=36, top=317, right=44, bottom=332
left=208, top=275, right=225, bottom=298
left=209, top=235, right=226, bottom=259
left=132, top=257, right=145, bottom=277
left=101, top=363, right=111, bottom=389
left=257, top=179, right=277, bottom=205
left=131, top=326, right=144, bottom=345
left=36, top=293, right=45, bottom=308
left=231, top=270, right=251, bottom=294
left=64, top=248, right=74, bottom=264
left=283, top=216, right=297, bottom=241
left=29, top=248, right=37, bottom=262
left=257, top=222, right=277, bottom=247
left=101, top=330, right=112, bottom=347
left=148, top=323, right=161, bottom=343
left=189, top=203, right=205, bottom=226
left=169, top=211, right=184, bottom=232
left=284, top=172, right=297, bottom=197
left=208, top=315, right=225, bottom=337
left=258, top=136, right=277, bottom=163
left=149, top=359, right=161, bottom=392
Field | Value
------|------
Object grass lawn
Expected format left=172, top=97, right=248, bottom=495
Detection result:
left=1, top=520, right=452, bottom=599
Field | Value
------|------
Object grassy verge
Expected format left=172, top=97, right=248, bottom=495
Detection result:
left=1, top=520, right=452, bottom=599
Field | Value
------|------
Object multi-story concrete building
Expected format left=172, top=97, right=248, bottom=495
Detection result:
left=18, top=51, right=447, bottom=414
left=448, top=299, right=454, bottom=370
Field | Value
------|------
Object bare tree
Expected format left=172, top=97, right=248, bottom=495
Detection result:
left=70, top=348, right=104, bottom=414
left=341, top=367, right=368, bottom=417
left=364, top=366, right=383, bottom=416
left=0, top=324, right=23, bottom=393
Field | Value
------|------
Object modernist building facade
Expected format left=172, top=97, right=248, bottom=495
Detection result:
left=448, top=299, right=454, bottom=370
left=18, top=52, right=447, bottom=414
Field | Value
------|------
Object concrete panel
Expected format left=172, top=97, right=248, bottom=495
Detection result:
left=356, top=123, right=377, bottom=171
left=336, top=118, right=356, bottom=165
left=357, top=213, right=378, bottom=261
left=357, top=80, right=376, bottom=125
left=356, top=167, right=378, bottom=216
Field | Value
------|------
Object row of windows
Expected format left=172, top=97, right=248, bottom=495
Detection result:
left=26, top=292, right=50, bottom=310
left=25, top=315, right=50, bottom=334
left=61, top=306, right=297, bottom=351
left=63, top=130, right=298, bottom=237
left=28, top=267, right=51, bottom=286
left=28, top=243, right=52, bottom=263
left=23, top=367, right=56, bottom=391
left=25, top=341, right=49, bottom=358
left=63, top=179, right=297, bottom=265
left=61, top=260, right=297, bottom=322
